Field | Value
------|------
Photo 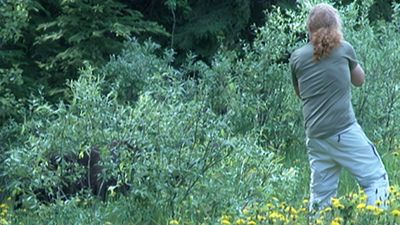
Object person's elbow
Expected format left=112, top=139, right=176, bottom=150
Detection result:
left=351, top=64, right=365, bottom=87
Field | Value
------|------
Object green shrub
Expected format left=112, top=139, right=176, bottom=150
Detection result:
left=2, top=59, right=297, bottom=223
left=100, top=39, right=177, bottom=103
left=342, top=1, right=400, bottom=152
left=0, top=0, right=31, bottom=124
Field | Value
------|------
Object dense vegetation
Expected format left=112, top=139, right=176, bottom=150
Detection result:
left=1, top=0, right=400, bottom=224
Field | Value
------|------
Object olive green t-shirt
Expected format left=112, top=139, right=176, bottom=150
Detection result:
left=289, top=41, right=359, bottom=138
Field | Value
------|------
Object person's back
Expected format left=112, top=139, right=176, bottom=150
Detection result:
left=290, top=41, right=357, bottom=138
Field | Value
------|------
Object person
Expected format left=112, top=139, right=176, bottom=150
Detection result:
left=289, top=3, right=389, bottom=211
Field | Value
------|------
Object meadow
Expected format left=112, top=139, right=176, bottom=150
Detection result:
left=1, top=0, right=400, bottom=224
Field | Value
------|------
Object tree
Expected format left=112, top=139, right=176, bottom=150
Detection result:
left=0, top=0, right=32, bottom=122
left=130, top=0, right=252, bottom=60
left=0, top=0, right=167, bottom=123
left=33, top=0, right=167, bottom=94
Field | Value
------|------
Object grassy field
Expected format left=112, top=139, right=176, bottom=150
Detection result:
left=1, top=145, right=399, bottom=225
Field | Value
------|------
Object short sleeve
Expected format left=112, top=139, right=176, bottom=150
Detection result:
left=344, top=42, right=358, bottom=71
left=289, top=53, right=298, bottom=86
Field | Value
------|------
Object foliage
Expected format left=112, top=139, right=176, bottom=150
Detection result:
left=33, top=0, right=167, bottom=76
left=0, top=0, right=167, bottom=125
left=0, top=0, right=31, bottom=43
left=1, top=0, right=400, bottom=224
left=173, top=0, right=251, bottom=58
left=131, top=0, right=253, bottom=60
left=216, top=185, right=400, bottom=225
left=368, top=0, right=400, bottom=21
left=341, top=1, right=400, bottom=153
left=0, top=0, right=32, bottom=123
left=1, top=48, right=297, bottom=223
left=100, top=39, right=176, bottom=103
left=2, top=0, right=398, bottom=126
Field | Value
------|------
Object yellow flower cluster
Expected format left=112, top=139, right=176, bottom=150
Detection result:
left=218, top=185, right=400, bottom=225
left=331, top=198, right=344, bottom=210
left=0, top=203, right=9, bottom=225
left=392, top=209, right=400, bottom=217
left=169, top=219, right=180, bottom=225
left=330, top=217, right=343, bottom=225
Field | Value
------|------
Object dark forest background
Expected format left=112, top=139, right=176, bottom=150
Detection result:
left=1, top=0, right=399, bottom=125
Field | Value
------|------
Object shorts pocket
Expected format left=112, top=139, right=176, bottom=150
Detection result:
left=334, top=125, right=371, bottom=151
left=369, top=143, right=379, bottom=157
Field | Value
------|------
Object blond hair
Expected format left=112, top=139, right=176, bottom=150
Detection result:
left=307, top=3, right=343, bottom=61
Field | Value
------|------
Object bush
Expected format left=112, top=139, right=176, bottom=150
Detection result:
left=100, top=39, right=177, bottom=103
left=344, top=2, right=400, bottom=154
left=2, top=56, right=297, bottom=223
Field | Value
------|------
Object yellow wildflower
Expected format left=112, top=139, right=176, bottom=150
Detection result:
left=360, top=194, right=368, bottom=202
left=221, top=215, right=231, bottom=221
left=269, top=211, right=288, bottom=222
left=316, top=219, right=323, bottom=225
left=356, top=203, right=366, bottom=210
left=334, top=203, right=345, bottom=209
left=332, top=197, right=344, bottom=209
left=322, top=207, right=332, bottom=214
left=221, top=219, right=231, bottom=225
left=374, top=207, right=384, bottom=216
left=169, top=220, right=179, bottom=225
left=375, top=200, right=382, bottom=207
left=391, top=209, right=400, bottom=217
left=269, top=212, right=278, bottom=219
left=269, top=211, right=285, bottom=220
left=331, top=217, right=343, bottom=225
left=333, top=217, right=343, bottom=223
left=256, top=215, right=266, bottom=221
left=235, top=219, right=246, bottom=225
left=366, top=205, right=376, bottom=211
left=331, top=198, right=340, bottom=205
left=247, top=221, right=257, bottom=225
left=285, top=206, right=298, bottom=215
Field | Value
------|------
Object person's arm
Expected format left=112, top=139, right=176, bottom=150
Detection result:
left=351, top=64, right=365, bottom=87
left=292, top=72, right=301, bottom=98
left=290, top=54, right=301, bottom=98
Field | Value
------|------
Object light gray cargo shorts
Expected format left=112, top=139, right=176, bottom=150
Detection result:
left=306, top=122, right=389, bottom=210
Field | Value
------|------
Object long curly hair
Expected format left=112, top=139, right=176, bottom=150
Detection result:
left=307, top=3, right=343, bottom=61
